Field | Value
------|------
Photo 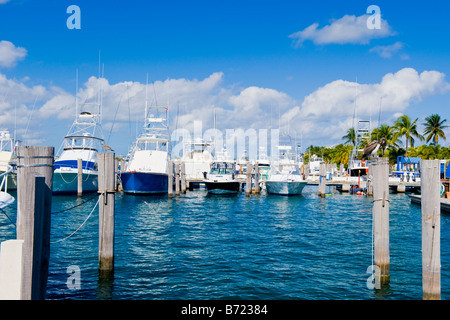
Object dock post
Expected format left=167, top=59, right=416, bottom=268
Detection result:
left=168, top=160, right=173, bottom=198
left=114, top=159, right=119, bottom=191
left=372, top=157, right=390, bottom=286
left=318, top=161, right=326, bottom=197
left=77, top=158, right=83, bottom=197
left=246, top=161, right=252, bottom=196
left=175, top=162, right=180, bottom=196
left=421, top=159, right=441, bottom=300
left=367, top=162, right=373, bottom=196
left=98, top=152, right=115, bottom=280
left=16, top=146, right=54, bottom=300
left=254, top=162, right=260, bottom=194
left=181, top=162, right=186, bottom=194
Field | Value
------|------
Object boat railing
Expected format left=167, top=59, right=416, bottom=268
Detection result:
left=0, top=164, right=13, bottom=193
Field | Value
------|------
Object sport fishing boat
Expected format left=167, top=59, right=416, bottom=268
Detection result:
left=53, top=107, right=106, bottom=194
left=265, top=136, right=307, bottom=195
left=204, top=150, right=240, bottom=194
left=0, top=129, right=19, bottom=190
left=182, top=139, right=213, bottom=188
left=120, top=106, right=170, bottom=194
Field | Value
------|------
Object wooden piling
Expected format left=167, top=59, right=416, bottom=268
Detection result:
left=98, top=152, right=115, bottom=279
left=254, top=162, right=260, bottom=194
left=16, top=146, right=54, bottom=300
left=318, top=161, right=326, bottom=198
left=175, top=162, right=180, bottom=196
left=246, top=161, right=252, bottom=196
left=367, top=162, right=373, bottom=196
left=114, top=159, right=119, bottom=191
left=421, top=159, right=441, bottom=300
left=77, top=158, right=83, bottom=197
left=168, top=160, right=173, bottom=198
left=181, top=162, right=186, bottom=194
left=372, top=157, right=390, bottom=286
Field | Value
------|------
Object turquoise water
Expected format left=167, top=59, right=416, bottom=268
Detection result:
left=1, top=186, right=449, bottom=300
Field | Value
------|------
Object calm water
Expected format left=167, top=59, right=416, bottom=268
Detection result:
left=1, top=186, right=449, bottom=300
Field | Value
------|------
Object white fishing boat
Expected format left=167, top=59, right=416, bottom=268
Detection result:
left=265, top=136, right=307, bottom=195
left=120, top=106, right=170, bottom=194
left=0, top=163, right=14, bottom=209
left=204, top=150, right=240, bottom=195
left=182, top=139, right=213, bottom=188
left=0, top=129, right=19, bottom=190
left=53, top=107, right=106, bottom=194
left=257, top=147, right=271, bottom=182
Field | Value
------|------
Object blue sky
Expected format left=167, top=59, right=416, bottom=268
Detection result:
left=0, top=0, right=449, bottom=156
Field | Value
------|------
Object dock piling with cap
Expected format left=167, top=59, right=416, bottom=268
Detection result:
left=98, top=152, right=116, bottom=280
left=372, top=157, right=390, bottom=287
left=16, top=146, right=54, bottom=300
left=420, top=159, right=441, bottom=300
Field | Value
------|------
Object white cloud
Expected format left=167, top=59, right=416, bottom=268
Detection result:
left=287, top=68, right=450, bottom=145
left=0, top=40, right=27, bottom=68
left=289, top=14, right=394, bottom=46
left=1, top=68, right=448, bottom=153
left=0, top=0, right=10, bottom=4
left=370, top=41, right=405, bottom=58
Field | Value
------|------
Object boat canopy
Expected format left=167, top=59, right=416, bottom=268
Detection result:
left=63, top=134, right=103, bottom=151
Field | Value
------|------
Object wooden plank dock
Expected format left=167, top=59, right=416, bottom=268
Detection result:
left=410, top=194, right=450, bottom=213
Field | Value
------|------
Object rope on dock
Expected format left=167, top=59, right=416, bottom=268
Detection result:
left=51, top=194, right=98, bottom=214
left=0, top=207, right=16, bottom=229
left=51, top=198, right=100, bottom=244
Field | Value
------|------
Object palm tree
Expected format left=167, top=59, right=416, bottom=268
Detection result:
left=423, top=114, right=448, bottom=145
left=342, top=128, right=358, bottom=147
left=393, top=115, right=423, bottom=155
left=371, top=124, right=399, bottom=155
left=330, top=144, right=353, bottom=167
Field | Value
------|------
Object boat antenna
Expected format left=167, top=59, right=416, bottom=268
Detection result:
left=75, top=69, right=79, bottom=118
left=98, top=50, right=101, bottom=112
left=213, top=105, right=217, bottom=155
left=145, top=73, right=149, bottom=122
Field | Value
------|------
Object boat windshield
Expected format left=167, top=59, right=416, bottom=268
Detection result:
left=136, top=140, right=168, bottom=152
left=210, top=162, right=234, bottom=175
left=63, top=136, right=99, bottom=151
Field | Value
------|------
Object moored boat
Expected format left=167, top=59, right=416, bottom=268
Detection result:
left=265, top=136, right=307, bottom=196
left=120, top=106, right=170, bottom=194
left=53, top=109, right=106, bottom=194
left=204, top=151, right=240, bottom=195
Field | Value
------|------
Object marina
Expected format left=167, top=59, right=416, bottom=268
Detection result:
left=1, top=1, right=450, bottom=305
left=1, top=182, right=450, bottom=300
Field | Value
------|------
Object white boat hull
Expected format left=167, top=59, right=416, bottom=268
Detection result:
left=53, top=170, right=98, bottom=194
left=265, top=180, right=307, bottom=195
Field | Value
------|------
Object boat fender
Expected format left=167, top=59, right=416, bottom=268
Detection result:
left=441, top=184, right=445, bottom=198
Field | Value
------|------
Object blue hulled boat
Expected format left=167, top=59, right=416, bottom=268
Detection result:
left=120, top=105, right=170, bottom=194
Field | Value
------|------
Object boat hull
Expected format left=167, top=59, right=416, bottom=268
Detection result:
left=53, top=170, right=98, bottom=194
left=265, top=180, right=307, bottom=195
left=204, top=180, right=240, bottom=194
left=121, top=171, right=168, bottom=194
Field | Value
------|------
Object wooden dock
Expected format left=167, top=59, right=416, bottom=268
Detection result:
left=306, top=177, right=420, bottom=193
left=410, top=194, right=450, bottom=213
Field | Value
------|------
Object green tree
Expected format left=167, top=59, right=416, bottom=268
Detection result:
left=330, top=144, right=353, bottom=167
left=393, top=115, right=423, bottom=155
left=371, top=124, right=399, bottom=156
left=342, top=128, right=358, bottom=147
left=423, top=114, right=448, bottom=145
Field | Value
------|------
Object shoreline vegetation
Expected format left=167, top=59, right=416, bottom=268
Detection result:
left=304, top=114, right=449, bottom=167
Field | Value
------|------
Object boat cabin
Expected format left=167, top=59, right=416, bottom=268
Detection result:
left=210, top=161, right=235, bottom=175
